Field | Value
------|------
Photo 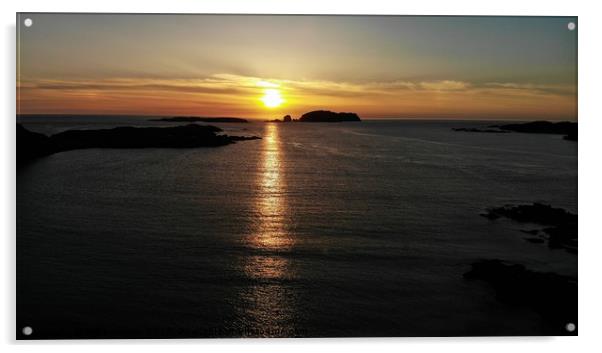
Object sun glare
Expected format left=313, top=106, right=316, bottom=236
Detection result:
left=261, top=89, right=284, bottom=108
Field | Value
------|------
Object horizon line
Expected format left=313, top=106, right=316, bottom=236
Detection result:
left=16, top=113, right=578, bottom=122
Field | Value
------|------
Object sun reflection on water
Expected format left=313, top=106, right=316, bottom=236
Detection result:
left=249, top=123, right=293, bottom=250
left=239, top=123, right=297, bottom=337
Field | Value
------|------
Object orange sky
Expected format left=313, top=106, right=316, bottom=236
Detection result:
left=17, top=15, right=577, bottom=120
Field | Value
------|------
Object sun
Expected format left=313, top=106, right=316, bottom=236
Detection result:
left=261, top=88, right=284, bottom=108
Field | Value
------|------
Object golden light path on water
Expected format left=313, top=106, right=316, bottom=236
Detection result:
left=250, top=123, right=292, bottom=250
left=240, top=123, right=297, bottom=337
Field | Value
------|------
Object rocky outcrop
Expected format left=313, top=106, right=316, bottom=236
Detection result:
left=299, top=110, right=361, bottom=122
left=267, top=114, right=293, bottom=123
left=17, top=124, right=52, bottom=162
left=495, top=121, right=577, bottom=138
left=481, top=203, right=577, bottom=253
left=17, top=124, right=260, bottom=164
left=453, top=121, right=577, bottom=140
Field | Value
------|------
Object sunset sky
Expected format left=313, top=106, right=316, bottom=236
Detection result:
left=17, top=14, right=577, bottom=120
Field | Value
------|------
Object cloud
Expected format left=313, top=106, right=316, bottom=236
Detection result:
left=18, top=74, right=575, bottom=106
left=419, top=80, right=470, bottom=91
left=483, top=82, right=576, bottom=96
left=19, top=78, right=247, bottom=95
left=17, top=72, right=577, bottom=120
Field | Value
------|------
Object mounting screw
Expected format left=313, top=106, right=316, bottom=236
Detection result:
left=567, top=22, right=576, bottom=31
left=565, top=322, right=576, bottom=332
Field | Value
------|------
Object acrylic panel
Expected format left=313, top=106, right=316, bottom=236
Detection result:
left=16, top=13, right=578, bottom=339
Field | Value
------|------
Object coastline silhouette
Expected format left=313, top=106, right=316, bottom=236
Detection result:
left=17, top=123, right=260, bottom=163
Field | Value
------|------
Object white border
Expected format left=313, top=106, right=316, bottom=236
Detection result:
left=3, top=0, right=601, bottom=352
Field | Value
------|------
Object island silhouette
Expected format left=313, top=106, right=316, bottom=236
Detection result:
left=299, top=110, right=361, bottom=122
left=453, top=121, right=577, bottom=140
left=17, top=123, right=260, bottom=164
left=268, top=110, right=361, bottom=123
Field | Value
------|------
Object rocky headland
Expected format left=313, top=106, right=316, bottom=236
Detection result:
left=481, top=203, right=577, bottom=253
left=17, top=124, right=260, bottom=164
left=453, top=121, right=577, bottom=140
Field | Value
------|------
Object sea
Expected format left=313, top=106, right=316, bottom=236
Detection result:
left=16, top=116, right=578, bottom=338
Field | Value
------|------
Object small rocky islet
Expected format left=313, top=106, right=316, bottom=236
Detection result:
left=268, top=110, right=362, bottom=123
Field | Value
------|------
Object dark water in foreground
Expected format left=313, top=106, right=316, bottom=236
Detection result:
left=17, top=118, right=577, bottom=338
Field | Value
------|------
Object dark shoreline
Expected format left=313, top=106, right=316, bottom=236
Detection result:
left=464, top=202, right=578, bottom=335
left=17, top=123, right=261, bottom=164
left=481, top=203, right=577, bottom=253
left=453, top=121, right=577, bottom=140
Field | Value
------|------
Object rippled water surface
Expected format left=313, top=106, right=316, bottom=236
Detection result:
left=17, top=119, right=577, bottom=338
